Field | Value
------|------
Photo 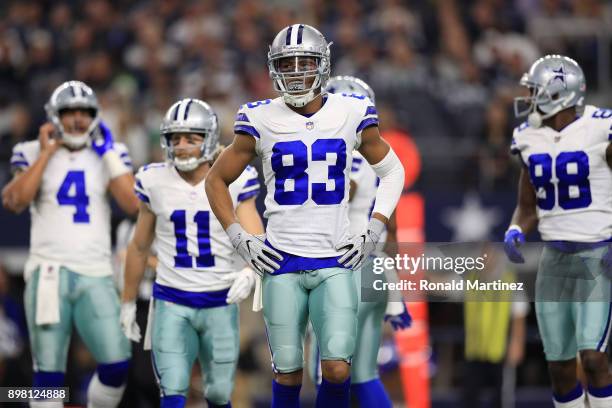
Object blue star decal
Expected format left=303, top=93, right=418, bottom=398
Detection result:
left=551, top=65, right=567, bottom=89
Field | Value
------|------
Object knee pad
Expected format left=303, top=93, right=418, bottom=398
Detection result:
left=322, top=333, right=355, bottom=361
left=87, top=373, right=126, bottom=408
left=273, top=346, right=303, bottom=373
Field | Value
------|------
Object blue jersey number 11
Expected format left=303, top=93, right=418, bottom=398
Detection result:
left=170, top=210, right=215, bottom=268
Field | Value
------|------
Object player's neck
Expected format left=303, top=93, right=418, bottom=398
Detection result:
left=177, top=162, right=210, bottom=185
left=287, top=93, right=324, bottom=116
left=544, top=107, right=578, bottom=131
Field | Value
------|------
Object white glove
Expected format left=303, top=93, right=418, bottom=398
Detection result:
left=222, top=267, right=257, bottom=304
left=226, top=223, right=283, bottom=275
left=336, top=218, right=385, bottom=270
left=120, top=301, right=141, bottom=342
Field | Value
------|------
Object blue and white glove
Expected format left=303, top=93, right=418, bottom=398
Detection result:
left=92, top=122, right=130, bottom=179
left=384, top=301, right=412, bottom=331
left=504, top=225, right=526, bottom=264
left=91, top=121, right=115, bottom=157
left=336, top=218, right=385, bottom=270
left=226, top=223, right=283, bottom=275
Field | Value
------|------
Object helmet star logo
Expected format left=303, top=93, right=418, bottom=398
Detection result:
left=551, top=65, right=567, bottom=89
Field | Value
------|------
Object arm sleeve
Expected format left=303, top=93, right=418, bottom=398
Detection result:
left=114, top=142, right=134, bottom=172
left=233, top=109, right=260, bottom=140
left=10, top=142, right=34, bottom=174
left=355, top=99, right=379, bottom=148
left=237, top=165, right=260, bottom=202
left=370, top=148, right=404, bottom=219
left=134, top=167, right=151, bottom=207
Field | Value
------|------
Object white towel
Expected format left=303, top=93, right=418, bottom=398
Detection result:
left=252, top=275, right=263, bottom=312
left=35, top=263, right=61, bottom=325
left=143, top=299, right=155, bottom=350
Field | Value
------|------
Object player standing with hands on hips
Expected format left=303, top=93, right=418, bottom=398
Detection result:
left=205, top=25, right=405, bottom=408
left=2, top=81, right=139, bottom=408
left=504, top=55, right=612, bottom=408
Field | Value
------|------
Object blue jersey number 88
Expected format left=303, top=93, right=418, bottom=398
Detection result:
left=271, top=138, right=347, bottom=205
left=528, top=151, right=592, bottom=210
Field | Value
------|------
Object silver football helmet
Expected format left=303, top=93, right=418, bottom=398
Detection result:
left=44, top=81, right=100, bottom=148
left=325, top=75, right=376, bottom=103
left=160, top=98, right=220, bottom=172
left=514, top=55, right=586, bottom=128
left=268, top=24, right=331, bottom=108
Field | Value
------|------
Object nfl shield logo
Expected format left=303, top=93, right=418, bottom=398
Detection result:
left=306, top=121, right=314, bottom=130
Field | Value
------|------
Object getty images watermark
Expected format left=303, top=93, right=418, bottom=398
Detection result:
left=358, top=243, right=545, bottom=303
left=371, top=252, right=524, bottom=292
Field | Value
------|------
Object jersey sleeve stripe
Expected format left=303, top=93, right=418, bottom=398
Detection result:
left=235, top=113, right=250, bottom=123
left=234, top=125, right=260, bottom=139
left=12, top=151, right=26, bottom=160
left=243, top=178, right=259, bottom=188
left=10, top=160, right=29, bottom=167
left=237, top=189, right=259, bottom=202
left=357, top=117, right=379, bottom=133
left=134, top=189, right=150, bottom=203
left=365, top=106, right=377, bottom=116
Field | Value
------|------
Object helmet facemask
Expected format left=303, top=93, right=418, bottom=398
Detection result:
left=269, top=51, right=330, bottom=108
left=45, top=81, right=100, bottom=149
left=513, top=55, right=586, bottom=128
left=161, top=132, right=211, bottom=172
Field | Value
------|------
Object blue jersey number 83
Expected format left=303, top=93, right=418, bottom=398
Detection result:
left=271, top=138, right=347, bottom=205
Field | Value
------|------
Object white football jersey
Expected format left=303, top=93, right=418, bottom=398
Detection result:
left=349, top=151, right=388, bottom=244
left=135, top=162, right=259, bottom=292
left=234, top=93, right=378, bottom=257
left=511, top=105, right=612, bottom=242
left=10, top=141, right=133, bottom=277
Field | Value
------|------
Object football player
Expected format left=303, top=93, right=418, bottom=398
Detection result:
left=2, top=81, right=138, bottom=408
left=205, top=25, right=405, bottom=408
left=308, top=76, right=412, bottom=407
left=120, top=98, right=260, bottom=408
left=504, top=55, right=612, bottom=408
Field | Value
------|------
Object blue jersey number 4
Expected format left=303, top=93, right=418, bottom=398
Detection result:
left=170, top=210, right=215, bottom=268
left=528, top=151, right=592, bottom=210
left=271, top=138, right=347, bottom=205
left=56, top=170, right=90, bottom=223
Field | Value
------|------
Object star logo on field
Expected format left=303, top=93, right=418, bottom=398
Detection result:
left=442, top=192, right=502, bottom=241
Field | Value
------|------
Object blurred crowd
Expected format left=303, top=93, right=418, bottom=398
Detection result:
left=1, top=0, right=610, bottom=191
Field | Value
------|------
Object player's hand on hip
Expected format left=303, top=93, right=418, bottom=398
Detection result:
left=91, top=121, right=115, bottom=157
left=226, top=223, right=283, bottom=275
left=336, top=218, right=385, bottom=270
left=120, top=301, right=141, bottom=342
left=222, top=267, right=257, bottom=304
left=504, top=225, right=526, bottom=264
left=384, top=301, right=412, bottom=331
left=38, top=122, right=62, bottom=155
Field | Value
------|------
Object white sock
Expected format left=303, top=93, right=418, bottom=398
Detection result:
left=588, top=391, right=612, bottom=408
left=30, top=401, right=63, bottom=408
left=553, top=388, right=585, bottom=408
left=87, top=373, right=126, bottom=408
